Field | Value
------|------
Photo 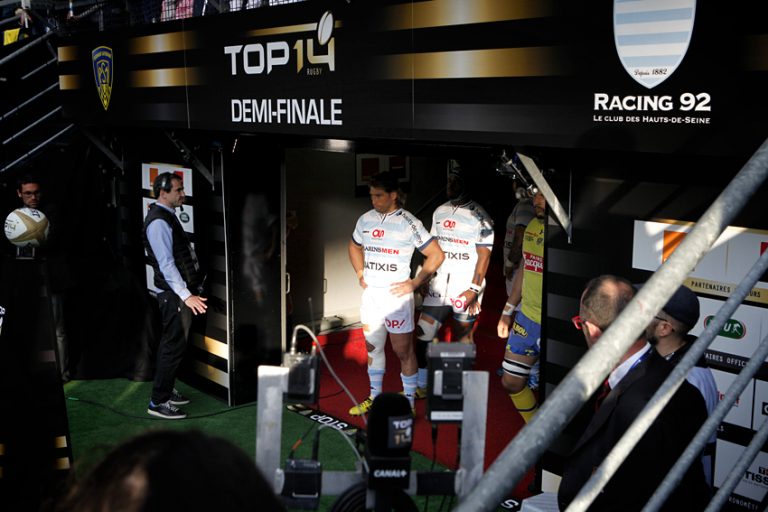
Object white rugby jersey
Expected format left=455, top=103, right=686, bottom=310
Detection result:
left=503, top=198, right=535, bottom=267
left=430, top=200, right=494, bottom=274
left=352, top=208, right=433, bottom=288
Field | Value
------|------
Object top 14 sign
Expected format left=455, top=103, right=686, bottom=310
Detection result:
left=614, top=0, right=696, bottom=89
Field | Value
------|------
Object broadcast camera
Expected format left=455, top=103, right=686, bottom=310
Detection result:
left=256, top=325, right=488, bottom=510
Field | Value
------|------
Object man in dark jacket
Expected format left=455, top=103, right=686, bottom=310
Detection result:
left=558, top=275, right=709, bottom=511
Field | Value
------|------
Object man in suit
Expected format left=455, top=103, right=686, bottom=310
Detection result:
left=558, top=275, right=709, bottom=511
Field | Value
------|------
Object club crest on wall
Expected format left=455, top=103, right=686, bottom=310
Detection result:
left=614, top=0, right=696, bottom=89
left=92, top=46, right=114, bottom=110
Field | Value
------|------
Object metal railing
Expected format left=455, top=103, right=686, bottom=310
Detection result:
left=455, top=137, right=768, bottom=511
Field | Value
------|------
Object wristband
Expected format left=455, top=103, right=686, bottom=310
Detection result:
left=502, top=302, right=516, bottom=316
left=469, top=283, right=482, bottom=294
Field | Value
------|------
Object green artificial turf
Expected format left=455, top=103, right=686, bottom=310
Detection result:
left=63, top=379, right=483, bottom=511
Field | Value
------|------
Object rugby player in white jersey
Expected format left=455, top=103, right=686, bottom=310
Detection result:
left=414, top=161, right=494, bottom=395
left=348, top=172, right=445, bottom=415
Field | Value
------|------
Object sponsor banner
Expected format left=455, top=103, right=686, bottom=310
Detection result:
left=286, top=403, right=358, bottom=437
left=56, top=1, right=768, bottom=154
left=704, top=349, right=759, bottom=377
left=691, top=297, right=763, bottom=362
left=714, top=439, right=768, bottom=503
left=632, top=220, right=768, bottom=305
left=711, top=368, right=754, bottom=429
left=752, top=380, right=768, bottom=431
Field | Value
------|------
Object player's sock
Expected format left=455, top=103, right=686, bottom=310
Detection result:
left=510, top=386, right=538, bottom=423
left=417, top=368, right=428, bottom=390
left=401, top=372, right=417, bottom=409
left=368, top=368, right=385, bottom=399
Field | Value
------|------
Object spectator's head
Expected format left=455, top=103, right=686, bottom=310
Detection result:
left=368, top=172, right=404, bottom=212
left=58, top=429, right=284, bottom=511
left=153, top=172, right=185, bottom=208
left=16, top=174, right=41, bottom=209
left=646, top=285, right=700, bottom=345
left=578, top=275, right=636, bottom=348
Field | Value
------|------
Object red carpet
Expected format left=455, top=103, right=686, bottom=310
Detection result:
left=311, top=258, right=534, bottom=500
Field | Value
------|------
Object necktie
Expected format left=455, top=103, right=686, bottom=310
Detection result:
left=595, top=379, right=611, bottom=411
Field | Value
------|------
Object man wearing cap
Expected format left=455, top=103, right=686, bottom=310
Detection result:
left=558, top=275, right=709, bottom=511
left=646, top=284, right=718, bottom=487
left=415, top=160, right=494, bottom=396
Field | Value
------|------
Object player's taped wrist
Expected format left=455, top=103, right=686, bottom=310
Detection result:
left=502, top=302, right=516, bottom=316
left=469, top=283, right=482, bottom=294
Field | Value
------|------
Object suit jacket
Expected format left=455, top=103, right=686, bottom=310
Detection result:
left=558, top=350, right=709, bottom=511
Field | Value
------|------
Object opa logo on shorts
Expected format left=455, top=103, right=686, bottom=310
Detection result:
left=450, top=297, right=466, bottom=310
left=443, top=220, right=456, bottom=229
left=372, top=229, right=385, bottom=238
left=386, top=318, right=404, bottom=329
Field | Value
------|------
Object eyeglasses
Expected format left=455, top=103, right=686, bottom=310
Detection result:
left=572, top=315, right=586, bottom=330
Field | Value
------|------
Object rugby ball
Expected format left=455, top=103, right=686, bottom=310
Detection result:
left=317, top=11, right=334, bottom=46
left=4, top=208, right=49, bottom=247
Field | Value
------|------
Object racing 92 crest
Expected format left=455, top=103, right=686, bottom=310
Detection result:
left=613, top=0, right=696, bottom=89
left=91, top=46, right=114, bottom=110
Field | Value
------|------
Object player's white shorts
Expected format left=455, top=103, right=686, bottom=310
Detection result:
left=422, top=271, right=485, bottom=315
left=361, top=286, right=415, bottom=334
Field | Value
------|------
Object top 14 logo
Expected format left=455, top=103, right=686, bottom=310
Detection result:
left=225, top=10, right=336, bottom=76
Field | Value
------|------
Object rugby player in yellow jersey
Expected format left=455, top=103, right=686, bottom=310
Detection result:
left=496, top=190, right=546, bottom=423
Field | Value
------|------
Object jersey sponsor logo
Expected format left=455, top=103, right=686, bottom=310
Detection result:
left=372, top=228, right=385, bottom=238
left=365, top=261, right=397, bottom=272
left=386, top=318, right=405, bottom=329
left=524, top=252, right=543, bottom=273
left=524, top=232, right=543, bottom=245
left=364, top=246, right=400, bottom=255
left=437, top=235, right=469, bottom=245
left=512, top=320, right=529, bottom=338
left=402, top=213, right=425, bottom=246
left=450, top=296, right=466, bottom=310
left=446, top=251, right=470, bottom=261
left=443, top=219, right=456, bottom=229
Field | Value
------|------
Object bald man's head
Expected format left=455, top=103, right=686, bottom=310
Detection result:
left=580, top=275, right=636, bottom=330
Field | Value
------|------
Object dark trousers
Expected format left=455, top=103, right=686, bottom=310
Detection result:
left=151, top=291, right=191, bottom=404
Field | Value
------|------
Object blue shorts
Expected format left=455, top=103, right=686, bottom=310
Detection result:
left=506, top=311, right=541, bottom=357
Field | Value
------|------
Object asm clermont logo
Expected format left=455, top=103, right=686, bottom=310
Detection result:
left=92, top=46, right=113, bottom=110
left=613, top=0, right=696, bottom=89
